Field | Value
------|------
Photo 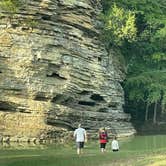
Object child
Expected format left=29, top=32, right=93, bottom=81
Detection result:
left=99, top=127, right=108, bottom=153
left=111, top=136, right=119, bottom=152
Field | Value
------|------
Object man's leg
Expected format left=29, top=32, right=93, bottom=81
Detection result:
left=80, top=142, right=84, bottom=154
left=76, top=142, right=81, bottom=155
left=77, top=148, right=81, bottom=155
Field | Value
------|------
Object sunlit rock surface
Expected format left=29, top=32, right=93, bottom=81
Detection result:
left=0, top=0, right=135, bottom=142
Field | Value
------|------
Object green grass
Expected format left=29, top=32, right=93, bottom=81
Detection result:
left=1, top=136, right=166, bottom=166
left=0, top=145, right=158, bottom=166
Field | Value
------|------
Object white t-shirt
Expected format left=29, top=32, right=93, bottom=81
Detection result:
left=111, top=140, right=119, bottom=150
left=74, top=127, right=86, bottom=142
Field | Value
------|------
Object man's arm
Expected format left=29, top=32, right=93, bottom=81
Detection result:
left=84, top=130, right=87, bottom=142
left=116, top=141, right=119, bottom=149
left=73, top=130, right=76, bottom=140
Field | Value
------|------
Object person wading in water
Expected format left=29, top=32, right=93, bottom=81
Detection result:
left=99, top=127, right=108, bottom=153
left=74, top=124, right=87, bottom=155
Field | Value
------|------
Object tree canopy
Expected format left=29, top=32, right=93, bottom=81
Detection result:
left=101, top=0, right=166, bottom=124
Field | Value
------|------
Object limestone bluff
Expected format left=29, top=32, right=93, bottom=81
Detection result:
left=0, top=0, right=135, bottom=142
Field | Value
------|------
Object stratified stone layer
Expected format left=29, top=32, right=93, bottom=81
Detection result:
left=0, top=0, right=135, bottom=142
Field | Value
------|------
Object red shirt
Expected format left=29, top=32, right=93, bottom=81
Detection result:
left=99, top=131, right=108, bottom=143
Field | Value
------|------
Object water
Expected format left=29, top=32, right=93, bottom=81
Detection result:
left=120, top=135, right=166, bottom=152
left=0, top=135, right=166, bottom=166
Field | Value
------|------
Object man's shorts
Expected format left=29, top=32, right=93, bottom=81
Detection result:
left=76, top=142, right=84, bottom=148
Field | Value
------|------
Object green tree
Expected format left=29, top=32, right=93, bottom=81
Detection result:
left=0, top=0, right=21, bottom=13
left=0, top=0, right=38, bottom=30
left=0, top=0, right=25, bottom=27
left=101, top=3, right=137, bottom=47
left=102, top=0, right=166, bottom=125
left=125, top=68, right=166, bottom=123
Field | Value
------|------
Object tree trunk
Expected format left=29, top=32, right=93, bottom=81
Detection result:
left=161, top=103, right=165, bottom=114
left=153, top=102, right=157, bottom=124
left=145, top=102, right=149, bottom=121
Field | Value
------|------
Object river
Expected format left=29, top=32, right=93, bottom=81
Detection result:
left=0, top=135, right=166, bottom=166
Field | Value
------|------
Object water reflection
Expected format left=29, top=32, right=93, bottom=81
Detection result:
left=120, top=135, right=166, bottom=151
left=0, top=141, right=47, bottom=150
left=1, top=135, right=166, bottom=152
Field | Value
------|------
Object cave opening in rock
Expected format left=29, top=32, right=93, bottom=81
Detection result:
left=98, top=108, right=108, bottom=112
left=46, top=72, right=67, bottom=80
left=98, top=57, right=102, bottom=62
left=34, top=93, right=49, bottom=101
left=51, top=94, right=74, bottom=105
left=62, top=97, right=74, bottom=105
left=0, top=101, right=17, bottom=111
left=41, top=14, right=51, bottom=21
left=51, top=94, right=64, bottom=103
left=78, top=101, right=96, bottom=106
left=90, top=94, right=104, bottom=101
left=108, top=102, right=117, bottom=108
left=78, top=90, right=90, bottom=95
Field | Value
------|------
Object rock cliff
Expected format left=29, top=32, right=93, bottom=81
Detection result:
left=0, top=0, right=135, bottom=142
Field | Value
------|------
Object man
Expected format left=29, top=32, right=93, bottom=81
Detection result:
left=74, top=124, right=87, bottom=155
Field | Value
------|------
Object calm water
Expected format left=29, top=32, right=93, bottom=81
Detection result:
left=0, top=135, right=166, bottom=166
left=120, top=135, right=166, bottom=152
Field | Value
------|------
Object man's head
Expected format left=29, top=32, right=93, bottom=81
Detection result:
left=78, top=124, right=81, bottom=128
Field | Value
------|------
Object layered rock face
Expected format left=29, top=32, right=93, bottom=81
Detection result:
left=0, top=0, right=135, bottom=142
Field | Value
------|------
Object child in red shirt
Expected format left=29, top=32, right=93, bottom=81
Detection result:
left=99, top=127, right=108, bottom=153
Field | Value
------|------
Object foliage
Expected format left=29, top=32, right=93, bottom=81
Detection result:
left=23, top=17, right=39, bottom=30
left=102, top=0, right=166, bottom=123
left=0, top=0, right=24, bottom=26
left=102, top=3, right=137, bottom=46
left=0, top=0, right=38, bottom=30
left=0, top=0, right=24, bottom=14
